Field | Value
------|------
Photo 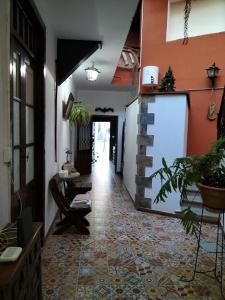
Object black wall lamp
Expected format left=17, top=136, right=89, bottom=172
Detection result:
left=206, top=63, right=220, bottom=88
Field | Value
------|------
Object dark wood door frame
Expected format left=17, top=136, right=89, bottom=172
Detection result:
left=10, top=0, right=46, bottom=229
left=75, top=123, right=92, bottom=175
left=91, top=115, right=118, bottom=171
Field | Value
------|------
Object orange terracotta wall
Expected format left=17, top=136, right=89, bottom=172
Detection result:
left=112, top=69, right=133, bottom=85
left=141, top=0, right=225, bottom=155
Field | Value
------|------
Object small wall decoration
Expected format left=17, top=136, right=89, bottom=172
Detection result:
left=95, top=107, right=114, bottom=113
left=159, top=66, right=176, bottom=92
left=207, top=103, right=216, bottom=121
left=117, top=47, right=139, bottom=70
left=63, top=92, right=75, bottom=119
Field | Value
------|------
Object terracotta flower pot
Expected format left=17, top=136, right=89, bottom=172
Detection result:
left=197, top=182, right=225, bottom=210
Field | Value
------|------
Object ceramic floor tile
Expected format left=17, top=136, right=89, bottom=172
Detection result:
left=42, top=163, right=224, bottom=299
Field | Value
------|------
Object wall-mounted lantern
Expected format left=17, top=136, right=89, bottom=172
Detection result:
left=206, top=63, right=220, bottom=88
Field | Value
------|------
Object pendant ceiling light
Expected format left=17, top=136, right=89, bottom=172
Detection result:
left=85, top=62, right=100, bottom=81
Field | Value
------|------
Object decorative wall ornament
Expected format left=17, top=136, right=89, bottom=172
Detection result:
left=95, top=107, right=114, bottom=113
left=207, top=103, right=216, bottom=121
left=63, top=92, right=75, bottom=119
left=117, top=47, right=139, bottom=70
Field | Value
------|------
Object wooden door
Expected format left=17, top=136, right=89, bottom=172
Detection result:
left=75, top=116, right=119, bottom=174
left=75, top=123, right=92, bottom=175
left=11, top=0, right=45, bottom=223
left=11, top=47, right=36, bottom=216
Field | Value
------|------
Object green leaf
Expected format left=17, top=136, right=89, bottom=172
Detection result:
left=180, top=208, right=199, bottom=235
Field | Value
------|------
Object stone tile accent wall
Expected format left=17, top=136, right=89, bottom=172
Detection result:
left=135, top=96, right=154, bottom=209
left=135, top=175, right=152, bottom=188
left=137, top=135, right=154, bottom=146
left=136, top=155, right=153, bottom=166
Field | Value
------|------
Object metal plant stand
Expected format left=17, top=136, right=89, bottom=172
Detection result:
left=182, top=204, right=225, bottom=299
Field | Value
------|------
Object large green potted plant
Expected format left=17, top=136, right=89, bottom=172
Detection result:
left=150, top=137, right=225, bottom=235
left=69, top=104, right=91, bottom=125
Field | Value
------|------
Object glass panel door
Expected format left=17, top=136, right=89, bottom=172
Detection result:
left=26, top=146, right=34, bottom=183
left=26, top=106, right=34, bottom=144
left=11, top=0, right=45, bottom=225
left=25, top=64, right=34, bottom=105
left=13, top=100, right=20, bottom=146
left=25, top=61, right=35, bottom=184
left=13, top=149, right=20, bottom=192
left=11, top=50, right=36, bottom=192
left=12, top=51, right=21, bottom=192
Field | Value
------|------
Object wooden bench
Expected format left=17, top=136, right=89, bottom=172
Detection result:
left=49, top=174, right=91, bottom=235
left=61, top=175, right=92, bottom=201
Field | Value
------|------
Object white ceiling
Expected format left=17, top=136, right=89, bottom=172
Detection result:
left=35, top=0, right=139, bottom=90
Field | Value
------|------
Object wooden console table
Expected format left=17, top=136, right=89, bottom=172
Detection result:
left=0, top=223, right=42, bottom=300
left=60, top=173, right=92, bottom=201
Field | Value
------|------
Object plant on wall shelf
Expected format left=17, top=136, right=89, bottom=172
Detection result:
left=149, top=137, right=225, bottom=235
left=159, top=66, right=176, bottom=92
left=69, top=104, right=91, bottom=125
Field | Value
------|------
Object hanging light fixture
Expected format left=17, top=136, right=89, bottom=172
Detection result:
left=85, top=62, right=100, bottom=81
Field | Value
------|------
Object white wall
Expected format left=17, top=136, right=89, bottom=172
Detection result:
left=0, top=1, right=11, bottom=229
left=167, top=0, right=225, bottom=41
left=34, top=0, right=77, bottom=235
left=43, top=23, right=58, bottom=235
left=145, top=95, right=188, bottom=213
left=77, top=89, right=132, bottom=172
left=57, top=78, right=77, bottom=168
left=123, top=99, right=139, bottom=200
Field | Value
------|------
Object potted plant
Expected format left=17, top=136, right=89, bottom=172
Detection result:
left=63, top=148, right=73, bottom=174
left=69, top=103, right=90, bottom=125
left=65, top=148, right=72, bottom=162
left=149, top=137, right=225, bottom=235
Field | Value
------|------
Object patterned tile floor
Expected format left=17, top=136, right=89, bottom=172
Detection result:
left=42, top=161, right=224, bottom=299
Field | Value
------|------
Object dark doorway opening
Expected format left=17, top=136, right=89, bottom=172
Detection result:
left=75, top=115, right=118, bottom=175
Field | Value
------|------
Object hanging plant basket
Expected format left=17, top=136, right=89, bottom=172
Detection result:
left=69, top=104, right=91, bottom=125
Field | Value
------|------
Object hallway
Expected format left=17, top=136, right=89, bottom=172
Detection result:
left=42, top=163, right=221, bottom=299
